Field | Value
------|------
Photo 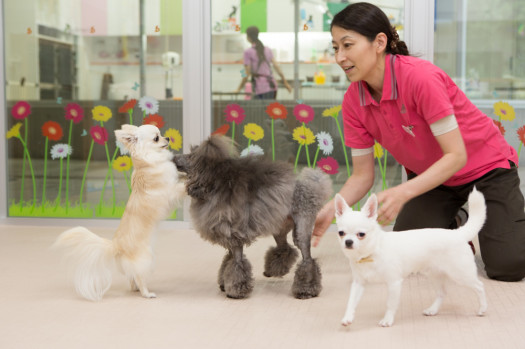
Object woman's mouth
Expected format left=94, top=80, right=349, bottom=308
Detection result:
left=343, top=66, right=354, bottom=73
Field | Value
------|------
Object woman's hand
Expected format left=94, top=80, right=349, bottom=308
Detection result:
left=312, top=200, right=334, bottom=247
left=376, top=186, right=410, bottom=226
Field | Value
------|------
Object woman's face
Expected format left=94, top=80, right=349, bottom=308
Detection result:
left=331, top=26, right=381, bottom=83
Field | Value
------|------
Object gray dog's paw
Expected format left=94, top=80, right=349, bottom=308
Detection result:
left=223, top=254, right=254, bottom=299
left=263, top=244, right=299, bottom=278
left=292, top=259, right=322, bottom=299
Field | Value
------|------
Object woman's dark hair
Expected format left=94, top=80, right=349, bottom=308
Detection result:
left=330, top=2, right=409, bottom=56
left=246, top=26, right=267, bottom=64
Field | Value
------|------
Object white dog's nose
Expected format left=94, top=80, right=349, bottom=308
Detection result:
left=345, top=240, right=354, bottom=248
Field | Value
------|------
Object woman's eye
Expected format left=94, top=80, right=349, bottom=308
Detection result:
left=338, top=231, right=345, bottom=237
left=154, top=136, right=159, bottom=142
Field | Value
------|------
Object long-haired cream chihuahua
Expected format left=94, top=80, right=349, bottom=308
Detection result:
left=334, top=187, right=487, bottom=327
left=54, top=124, right=185, bottom=301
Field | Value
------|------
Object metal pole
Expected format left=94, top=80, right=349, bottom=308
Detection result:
left=294, top=0, right=300, bottom=101
left=139, top=0, right=146, bottom=97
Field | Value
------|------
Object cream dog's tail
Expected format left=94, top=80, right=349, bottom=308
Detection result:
left=457, top=187, right=486, bottom=242
left=53, top=227, right=115, bottom=301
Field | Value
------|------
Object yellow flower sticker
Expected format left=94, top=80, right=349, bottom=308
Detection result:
left=293, top=125, right=315, bottom=145
left=92, top=105, right=113, bottom=122
left=165, top=128, right=182, bottom=151
left=493, top=101, right=515, bottom=121
left=243, top=123, right=264, bottom=141
left=322, top=105, right=342, bottom=118
left=113, top=156, right=132, bottom=172
left=374, top=143, right=384, bottom=159
left=6, top=123, right=23, bottom=139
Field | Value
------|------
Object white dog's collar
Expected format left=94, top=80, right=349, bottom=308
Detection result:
left=357, top=256, right=374, bottom=264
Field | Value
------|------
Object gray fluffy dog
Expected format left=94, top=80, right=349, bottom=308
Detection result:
left=173, top=135, right=332, bottom=299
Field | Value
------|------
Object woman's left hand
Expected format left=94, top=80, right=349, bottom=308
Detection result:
left=376, top=186, right=409, bottom=226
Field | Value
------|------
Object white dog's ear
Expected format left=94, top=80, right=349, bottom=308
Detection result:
left=115, top=125, right=138, bottom=146
left=362, top=194, right=378, bottom=220
left=334, top=194, right=351, bottom=218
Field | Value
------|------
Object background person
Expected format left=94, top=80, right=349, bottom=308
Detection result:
left=236, top=26, right=292, bottom=99
left=313, top=2, right=525, bottom=282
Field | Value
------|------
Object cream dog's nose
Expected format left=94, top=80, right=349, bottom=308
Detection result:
left=345, top=240, right=354, bottom=248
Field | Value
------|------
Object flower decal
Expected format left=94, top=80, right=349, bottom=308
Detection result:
left=317, top=157, right=339, bottom=175
left=92, top=105, right=113, bottom=122
left=493, top=101, right=515, bottom=121
left=119, top=99, right=137, bottom=113
left=138, top=96, right=159, bottom=115
left=90, top=125, right=108, bottom=145
left=113, top=156, right=132, bottom=172
left=224, top=104, right=246, bottom=125
left=11, top=101, right=31, bottom=120
left=292, top=125, right=315, bottom=145
left=243, top=123, right=264, bottom=142
left=316, top=131, right=333, bottom=155
left=265, top=102, right=288, bottom=119
left=64, top=103, right=85, bottom=123
left=6, top=123, right=23, bottom=139
left=293, top=104, right=315, bottom=124
left=165, top=128, right=182, bottom=151
left=50, top=143, right=72, bottom=159
left=493, top=120, right=505, bottom=136
left=374, top=142, right=384, bottom=159
left=212, top=124, right=230, bottom=136
left=322, top=105, right=342, bottom=118
left=518, top=126, right=525, bottom=144
left=143, top=114, right=165, bottom=129
left=42, top=121, right=63, bottom=141
left=240, top=144, right=264, bottom=157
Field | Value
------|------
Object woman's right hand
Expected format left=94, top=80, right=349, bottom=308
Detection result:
left=312, top=200, right=334, bottom=247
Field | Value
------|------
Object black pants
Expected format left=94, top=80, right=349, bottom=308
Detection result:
left=394, top=163, right=525, bottom=282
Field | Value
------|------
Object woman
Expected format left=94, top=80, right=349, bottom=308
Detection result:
left=236, top=26, right=292, bottom=99
left=313, top=2, right=525, bottom=282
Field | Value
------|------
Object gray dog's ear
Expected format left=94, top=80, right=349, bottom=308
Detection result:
left=115, top=125, right=138, bottom=147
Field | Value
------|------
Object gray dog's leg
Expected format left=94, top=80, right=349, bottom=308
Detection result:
left=264, top=218, right=298, bottom=277
left=291, top=215, right=322, bottom=299
left=222, top=246, right=254, bottom=299
left=218, top=251, right=233, bottom=292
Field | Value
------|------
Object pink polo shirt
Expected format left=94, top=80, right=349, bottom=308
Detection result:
left=342, top=54, right=517, bottom=186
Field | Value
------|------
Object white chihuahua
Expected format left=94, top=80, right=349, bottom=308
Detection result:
left=334, top=187, right=487, bottom=327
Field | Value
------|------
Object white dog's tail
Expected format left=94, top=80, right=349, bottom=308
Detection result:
left=53, top=226, right=115, bottom=301
left=457, top=187, right=486, bottom=242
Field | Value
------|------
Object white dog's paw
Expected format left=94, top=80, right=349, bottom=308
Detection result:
left=423, top=307, right=439, bottom=316
left=477, top=308, right=487, bottom=316
left=378, top=315, right=394, bottom=327
left=142, top=292, right=157, bottom=299
left=341, top=316, right=354, bottom=326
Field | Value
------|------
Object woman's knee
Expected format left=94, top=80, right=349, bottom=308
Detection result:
left=484, top=253, right=525, bottom=282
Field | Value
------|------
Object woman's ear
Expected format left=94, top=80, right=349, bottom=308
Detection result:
left=374, top=32, right=388, bottom=53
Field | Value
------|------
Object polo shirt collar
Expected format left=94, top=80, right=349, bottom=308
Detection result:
left=357, top=54, right=399, bottom=106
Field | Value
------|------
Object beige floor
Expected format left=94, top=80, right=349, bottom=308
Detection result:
left=0, top=223, right=524, bottom=349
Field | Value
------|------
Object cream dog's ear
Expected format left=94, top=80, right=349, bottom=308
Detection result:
left=362, top=194, right=378, bottom=220
left=334, top=194, right=351, bottom=218
left=115, top=124, right=138, bottom=147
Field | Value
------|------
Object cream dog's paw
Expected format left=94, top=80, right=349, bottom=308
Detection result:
left=142, top=292, right=157, bottom=298
left=341, top=315, right=354, bottom=326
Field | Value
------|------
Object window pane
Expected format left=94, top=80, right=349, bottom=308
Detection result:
left=4, top=0, right=184, bottom=219
left=211, top=0, right=405, bottom=199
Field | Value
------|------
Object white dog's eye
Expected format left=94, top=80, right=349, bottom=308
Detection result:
left=357, top=232, right=366, bottom=239
left=338, top=231, right=345, bottom=237
left=154, top=136, right=159, bottom=142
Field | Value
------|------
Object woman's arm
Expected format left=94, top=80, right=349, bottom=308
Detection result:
left=271, top=58, right=292, bottom=93
left=376, top=123, right=467, bottom=224
left=312, top=152, right=375, bottom=246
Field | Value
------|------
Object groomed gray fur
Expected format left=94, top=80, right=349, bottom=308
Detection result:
left=174, top=135, right=332, bottom=299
